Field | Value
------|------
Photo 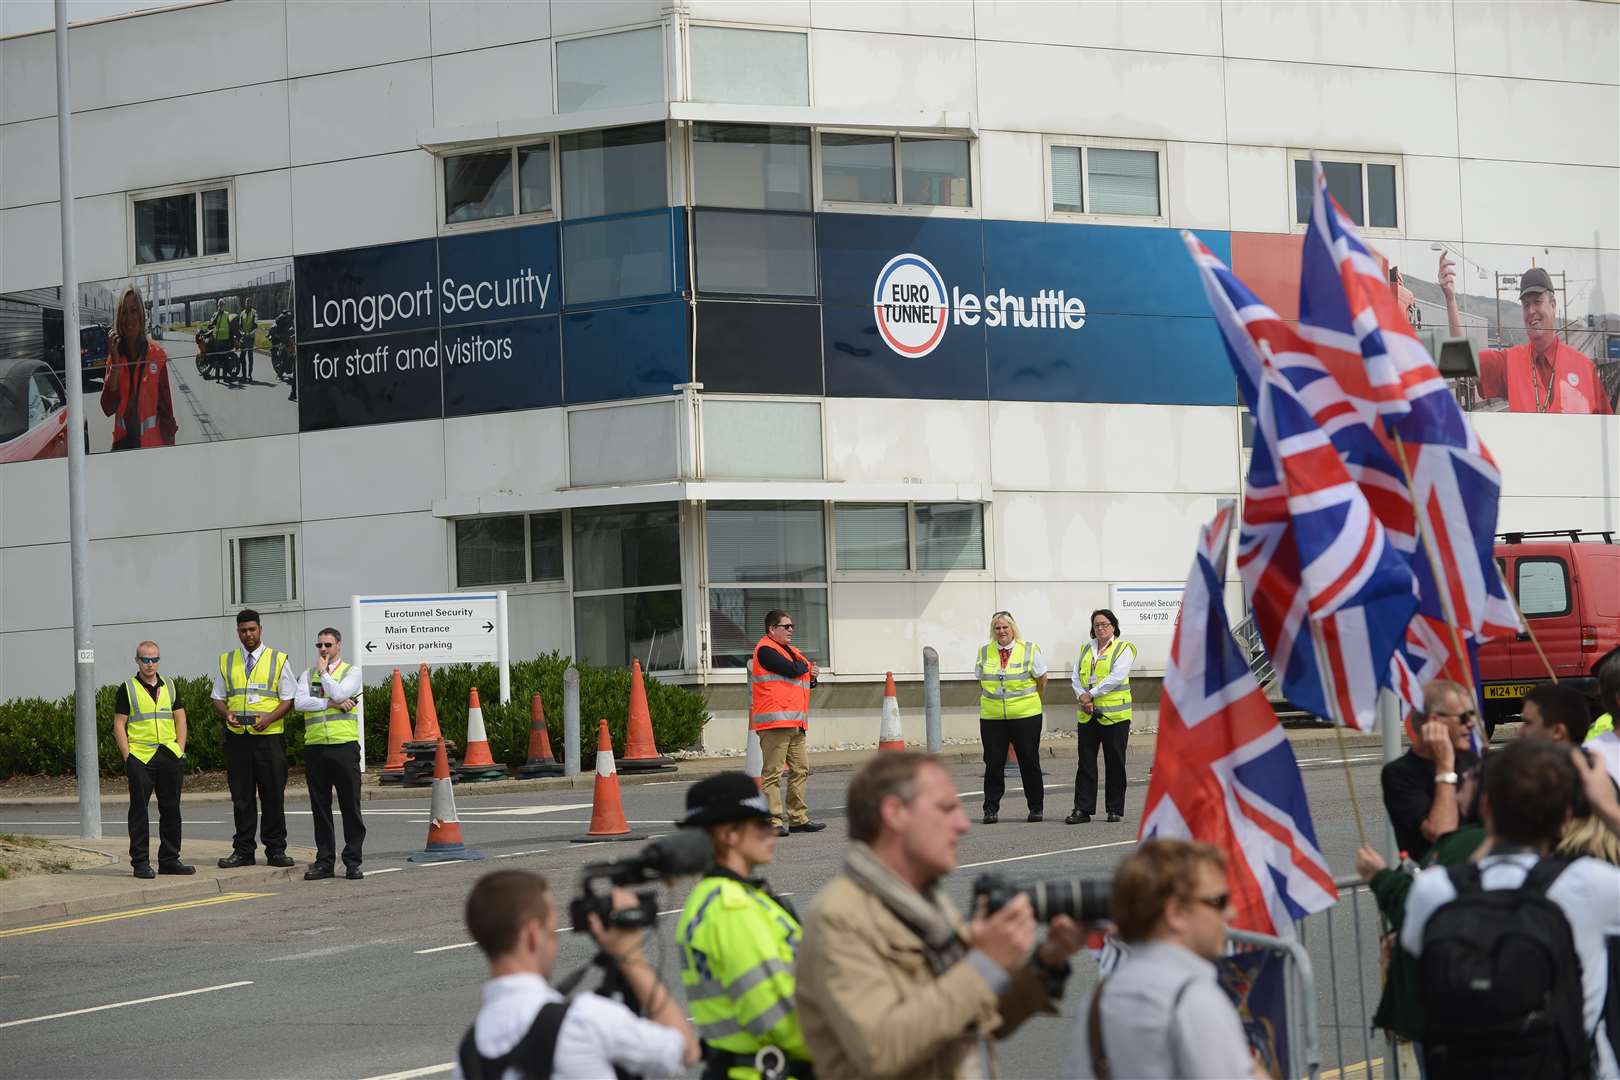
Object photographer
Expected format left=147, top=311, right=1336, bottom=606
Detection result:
left=796, top=752, right=1086, bottom=1080
left=455, top=869, right=700, bottom=1080
left=675, top=772, right=812, bottom=1080
left=1069, top=839, right=1266, bottom=1079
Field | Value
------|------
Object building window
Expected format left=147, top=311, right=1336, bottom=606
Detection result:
left=694, top=210, right=816, bottom=298
left=556, top=26, right=665, bottom=114
left=1291, top=155, right=1400, bottom=230
left=834, top=504, right=909, bottom=570
left=820, top=133, right=973, bottom=209
left=453, top=513, right=566, bottom=588
left=560, top=123, right=666, bottom=219
left=692, top=124, right=811, bottom=211
left=562, top=212, right=674, bottom=305
left=572, top=504, right=684, bottom=671
left=1048, top=142, right=1162, bottom=220
left=914, top=503, right=984, bottom=571
left=689, top=26, right=809, bottom=107
left=443, top=143, right=552, bottom=226
left=706, top=501, right=828, bottom=668
left=832, top=503, right=987, bottom=572
left=131, top=183, right=232, bottom=266
left=228, top=532, right=295, bottom=606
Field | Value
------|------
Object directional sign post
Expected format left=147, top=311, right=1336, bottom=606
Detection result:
left=351, top=590, right=512, bottom=708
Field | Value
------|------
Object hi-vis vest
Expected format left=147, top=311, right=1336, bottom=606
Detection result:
left=977, top=639, right=1043, bottom=720
left=1589, top=713, right=1615, bottom=742
left=301, top=661, right=356, bottom=746
left=219, top=648, right=289, bottom=735
left=677, top=874, right=809, bottom=1076
left=124, top=676, right=181, bottom=764
left=750, top=637, right=811, bottom=732
left=212, top=309, right=231, bottom=339
left=1077, top=638, right=1136, bottom=725
left=241, top=308, right=257, bottom=334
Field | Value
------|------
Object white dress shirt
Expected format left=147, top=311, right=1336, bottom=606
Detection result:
left=453, top=972, right=687, bottom=1080
left=210, top=644, right=298, bottom=702
left=294, top=661, right=363, bottom=714
left=1070, top=637, right=1135, bottom=698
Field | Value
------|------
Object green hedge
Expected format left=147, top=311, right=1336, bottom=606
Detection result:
left=0, top=653, right=709, bottom=779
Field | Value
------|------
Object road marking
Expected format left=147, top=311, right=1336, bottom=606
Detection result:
left=492, top=849, right=550, bottom=859
left=473, top=803, right=592, bottom=816
left=367, top=867, right=403, bottom=875
left=0, top=980, right=252, bottom=1029
left=958, top=839, right=1136, bottom=870
left=419, top=858, right=479, bottom=868
left=0, top=891, right=270, bottom=938
left=359, top=1064, right=454, bottom=1080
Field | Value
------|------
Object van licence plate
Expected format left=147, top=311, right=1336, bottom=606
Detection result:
left=1484, top=683, right=1535, bottom=700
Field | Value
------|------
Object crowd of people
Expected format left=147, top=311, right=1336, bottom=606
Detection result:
left=455, top=661, right=1620, bottom=1080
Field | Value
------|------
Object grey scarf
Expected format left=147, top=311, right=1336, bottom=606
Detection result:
left=843, top=842, right=969, bottom=974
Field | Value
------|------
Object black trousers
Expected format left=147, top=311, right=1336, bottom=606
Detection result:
left=224, top=731, right=288, bottom=857
left=305, top=742, right=366, bottom=869
left=1074, top=719, right=1130, bottom=817
left=981, top=714, right=1044, bottom=815
left=126, top=747, right=184, bottom=867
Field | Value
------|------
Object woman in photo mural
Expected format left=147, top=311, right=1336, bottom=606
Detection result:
left=100, top=282, right=178, bottom=450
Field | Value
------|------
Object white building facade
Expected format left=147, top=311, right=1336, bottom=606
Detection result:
left=1, top=0, right=1617, bottom=743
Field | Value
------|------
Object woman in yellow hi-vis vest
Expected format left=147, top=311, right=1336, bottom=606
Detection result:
left=1067, top=609, right=1136, bottom=825
left=975, top=610, right=1048, bottom=825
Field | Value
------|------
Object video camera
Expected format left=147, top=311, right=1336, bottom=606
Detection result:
left=568, top=829, right=712, bottom=933
left=972, top=872, right=1111, bottom=924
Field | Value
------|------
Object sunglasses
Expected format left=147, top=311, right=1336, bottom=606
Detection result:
left=1190, top=892, right=1229, bottom=912
left=315, top=641, right=336, bottom=648
left=136, top=656, right=160, bottom=664
left=775, top=623, right=794, bottom=631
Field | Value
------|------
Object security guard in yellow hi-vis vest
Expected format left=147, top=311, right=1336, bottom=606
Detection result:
left=975, top=610, right=1048, bottom=825
left=211, top=608, right=298, bottom=868
left=112, top=640, right=193, bottom=878
left=1067, top=608, right=1137, bottom=825
left=294, top=627, right=367, bottom=880
left=676, top=772, right=813, bottom=1080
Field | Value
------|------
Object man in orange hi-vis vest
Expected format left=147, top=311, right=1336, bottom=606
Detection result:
left=750, top=609, right=827, bottom=837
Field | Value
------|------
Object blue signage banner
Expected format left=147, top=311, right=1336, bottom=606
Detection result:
left=295, top=238, right=438, bottom=344
left=438, top=222, right=560, bottom=328
left=561, top=300, right=689, bottom=404
left=442, top=316, right=562, bottom=417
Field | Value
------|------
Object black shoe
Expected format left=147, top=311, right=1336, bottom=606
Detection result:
left=789, top=821, right=827, bottom=833
left=1065, top=811, right=1092, bottom=825
left=345, top=866, right=364, bottom=880
left=776, top=825, right=789, bottom=837
left=1107, top=813, right=1123, bottom=823
left=158, top=862, right=195, bottom=875
left=303, top=865, right=334, bottom=881
left=217, top=853, right=255, bottom=868
left=1027, top=813, right=1044, bottom=823
left=266, top=854, right=295, bottom=868
left=132, top=864, right=155, bottom=879
left=982, top=811, right=999, bottom=824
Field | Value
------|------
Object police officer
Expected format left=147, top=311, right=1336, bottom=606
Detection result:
left=211, top=608, right=297, bottom=868
left=675, top=772, right=813, bottom=1080
left=1068, top=608, right=1137, bottom=825
left=112, top=640, right=193, bottom=879
left=974, top=610, right=1047, bottom=824
left=295, top=627, right=366, bottom=880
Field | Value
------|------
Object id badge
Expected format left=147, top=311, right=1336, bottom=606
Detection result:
left=246, top=690, right=261, bottom=705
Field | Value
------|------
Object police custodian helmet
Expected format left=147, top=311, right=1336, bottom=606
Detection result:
left=677, top=771, right=773, bottom=828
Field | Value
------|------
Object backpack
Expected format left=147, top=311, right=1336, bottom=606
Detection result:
left=1419, top=857, right=1590, bottom=1079
left=458, top=1001, right=571, bottom=1080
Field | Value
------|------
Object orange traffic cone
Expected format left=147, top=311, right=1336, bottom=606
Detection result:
left=408, top=739, right=484, bottom=862
left=457, top=688, right=505, bottom=782
left=1006, top=743, right=1020, bottom=774
left=572, top=719, right=646, bottom=843
left=413, top=663, right=442, bottom=743
left=618, top=659, right=674, bottom=772
left=879, top=672, right=905, bottom=750
left=379, top=668, right=412, bottom=785
left=518, top=693, right=564, bottom=778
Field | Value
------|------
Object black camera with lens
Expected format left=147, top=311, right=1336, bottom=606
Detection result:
left=568, top=829, right=713, bottom=933
left=972, top=872, right=1111, bottom=924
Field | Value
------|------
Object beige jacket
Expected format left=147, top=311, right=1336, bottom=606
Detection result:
left=795, top=873, right=1055, bottom=1080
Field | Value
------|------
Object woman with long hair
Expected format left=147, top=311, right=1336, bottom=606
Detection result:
left=99, top=282, right=178, bottom=450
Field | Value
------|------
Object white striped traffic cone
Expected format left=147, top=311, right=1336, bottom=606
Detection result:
left=408, top=739, right=485, bottom=862
left=572, top=719, right=646, bottom=843
left=879, top=672, right=905, bottom=750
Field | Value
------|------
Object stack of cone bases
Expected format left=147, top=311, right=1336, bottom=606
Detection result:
left=617, top=659, right=674, bottom=773
left=517, top=693, right=563, bottom=778
left=379, top=668, right=412, bottom=785
left=456, top=688, right=505, bottom=782
left=408, top=739, right=484, bottom=862
left=405, top=664, right=457, bottom=786
left=572, top=718, right=645, bottom=843
left=878, top=672, right=905, bottom=750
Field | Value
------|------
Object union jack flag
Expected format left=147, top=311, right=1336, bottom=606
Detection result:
left=1297, top=159, right=1520, bottom=694
left=1186, top=233, right=1418, bottom=730
left=1141, top=500, right=1337, bottom=936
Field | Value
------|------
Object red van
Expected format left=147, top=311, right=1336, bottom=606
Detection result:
left=1478, top=530, right=1620, bottom=734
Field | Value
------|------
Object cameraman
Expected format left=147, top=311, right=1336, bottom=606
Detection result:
left=675, top=772, right=812, bottom=1080
left=796, top=752, right=1086, bottom=1079
left=1069, top=839, right=1265, bottom=1080
left=456, top=869, right=700, bottom=1080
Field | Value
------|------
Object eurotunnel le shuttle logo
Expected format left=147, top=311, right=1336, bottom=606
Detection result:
left=872, top=253, right=1088, bottom=359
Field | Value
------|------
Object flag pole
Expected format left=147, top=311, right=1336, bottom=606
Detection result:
left=1307, top=618, right=1369, bottom=846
